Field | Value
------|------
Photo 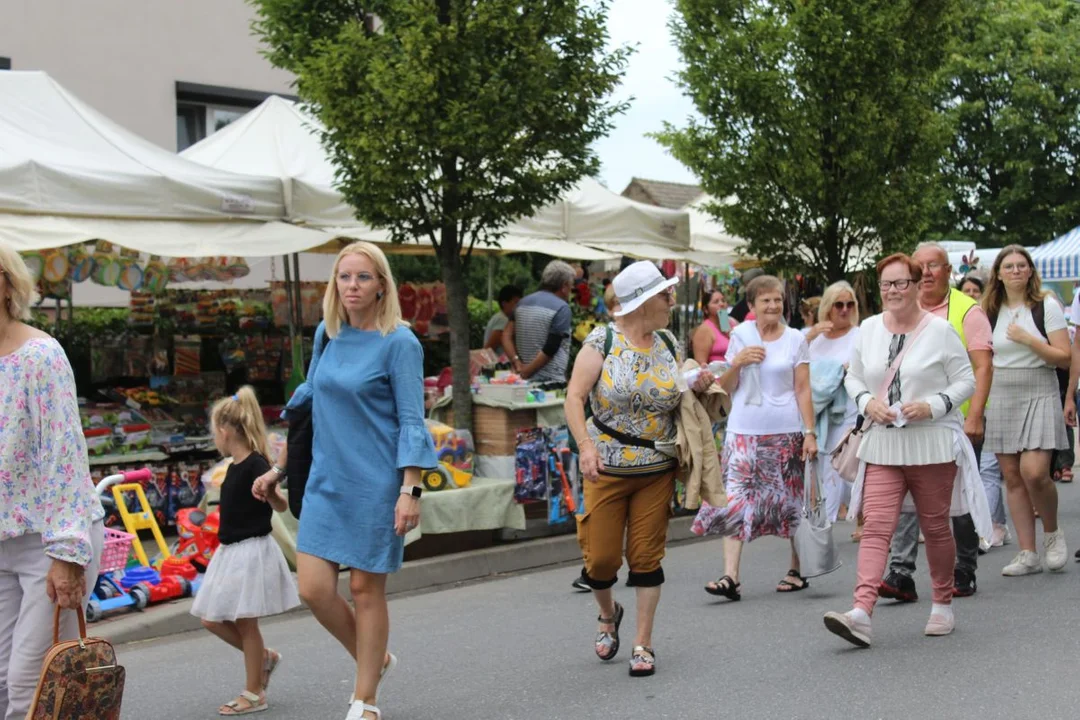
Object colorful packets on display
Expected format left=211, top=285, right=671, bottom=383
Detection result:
left=173, top=335, right=201, bottom=375
left=514, top=428, right=549, bottom=503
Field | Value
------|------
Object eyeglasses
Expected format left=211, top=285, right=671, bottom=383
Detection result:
left=918, top=262, right=945, bottom=272
left=879, top=279, right=913, bottom=291
left=1000, top=263, right=1029, bottom=274
left=337, top=271, right=378, bottom=285
left=833, top=301, right=856, bottom=310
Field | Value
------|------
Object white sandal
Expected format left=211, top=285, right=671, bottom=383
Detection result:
left=347, top=652, right=397, bottom=705
left=345, top=701, right=381, bottom=720
left=218, top=690, right=267, bottom=716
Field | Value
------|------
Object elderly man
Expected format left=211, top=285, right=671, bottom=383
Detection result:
left=879, top=242, right=994, bottom=600
left=503, top=260, right=576, bottom=383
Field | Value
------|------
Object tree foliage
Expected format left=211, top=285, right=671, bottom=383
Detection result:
left=935, top=0, right=1080, bottom=247
left=658, top=0, right=960, bottom=282
left=250, top=0, right=630, bottom=428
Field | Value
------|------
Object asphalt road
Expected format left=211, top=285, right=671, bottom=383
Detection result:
left=118, top=492, right=1080, bottom=720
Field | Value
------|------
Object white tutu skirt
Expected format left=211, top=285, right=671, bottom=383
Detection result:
left=191, top=534, right=301, bottom=622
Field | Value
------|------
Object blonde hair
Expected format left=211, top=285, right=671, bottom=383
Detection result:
left=0, top=242, right=40, bottom=321
left=322, top=242, right=404, bottom=338
left=210, top=386, right=271, bottom=460
left=819, top=281, right=860, bottom=325
left=982, top=244, right=1046, bottom=320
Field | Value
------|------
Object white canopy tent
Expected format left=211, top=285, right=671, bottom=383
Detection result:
left=680, top=195, right=746, bottom=267
left=1032, top=226, right=1080, bottom=281
left=0, top=71, right=333, bottom=255
left=180, top=96, right=617, bottom=262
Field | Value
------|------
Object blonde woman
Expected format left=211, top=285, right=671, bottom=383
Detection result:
left=0, top=242, right=105, bottom=719
left=255, top=242, right=437, bottom=720
left=809, top=281, right=861, bottom=522
left=982, top=245, right=1071, bottom=576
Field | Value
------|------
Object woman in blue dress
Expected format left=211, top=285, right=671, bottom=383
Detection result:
left=255, top=241, right=436, bottom=720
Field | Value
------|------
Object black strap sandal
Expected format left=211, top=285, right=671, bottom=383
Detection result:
left=594, top=601, right=624, bottom=661
left=704, top=575, right=741, bottom=601
left=776, top=569, right=809, bottom=592
left=629, top=646, right=656, bottom=677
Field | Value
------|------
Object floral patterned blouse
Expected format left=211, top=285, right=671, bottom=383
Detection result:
left=1, top=338, right=103, bottom=566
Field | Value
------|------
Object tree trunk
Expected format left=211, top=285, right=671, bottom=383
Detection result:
left=438, top=227, right=473, bottom=432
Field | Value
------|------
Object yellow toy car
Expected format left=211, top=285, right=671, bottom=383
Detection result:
left=421, top=421, right=474, bottom=491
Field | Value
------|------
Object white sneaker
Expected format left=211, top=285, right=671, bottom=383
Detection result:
left=1002, top=550, right=1044, bottom=576
left=990, top=524, right=1008, bottom=548
left=1044, top=529, right=1068, bottom=571
left=823, top=610, right=871, bottom=648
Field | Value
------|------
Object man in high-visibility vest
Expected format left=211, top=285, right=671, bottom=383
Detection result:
left=879, top=242, right=994, bottom=601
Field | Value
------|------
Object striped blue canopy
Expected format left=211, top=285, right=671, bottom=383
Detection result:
left=1032, top=225, right=1080, bottom=281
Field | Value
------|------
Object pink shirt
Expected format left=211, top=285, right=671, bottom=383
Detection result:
left=924, top=292, right=993, bottom=352
left=703, top=318, right=737, bottom=363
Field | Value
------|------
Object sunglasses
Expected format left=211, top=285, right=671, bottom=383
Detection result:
left=833, top=301, right=856, bottom=311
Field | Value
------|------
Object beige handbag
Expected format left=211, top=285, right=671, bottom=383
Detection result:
left=830, top=313, right=934, bottom=482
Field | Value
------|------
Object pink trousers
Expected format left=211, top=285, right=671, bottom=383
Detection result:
left=855, top=463, right=956, bottom=614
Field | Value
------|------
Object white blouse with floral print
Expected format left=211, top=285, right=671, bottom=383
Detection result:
left=1, top=338, right=103, bottom=566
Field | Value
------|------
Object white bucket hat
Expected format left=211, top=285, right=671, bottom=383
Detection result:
left=612, top=261, right=679, bottom=317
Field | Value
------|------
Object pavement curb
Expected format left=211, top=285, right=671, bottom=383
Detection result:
left=102, top=516, right=702, bottom=646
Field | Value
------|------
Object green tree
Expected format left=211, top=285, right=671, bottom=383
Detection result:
left=657, top=0, right=959, bottom=282
left=250, top=1, right=629, bottom=429
left=935, top=0, right=1080, bottom=247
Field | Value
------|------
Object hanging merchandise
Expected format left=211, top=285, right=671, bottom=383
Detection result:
left=69, top=243, right=94, bottom=283
left=20, top=250, right=44, bottom=283
left=226, top=257, right=250, bottom=280
left=41, top=247, right=70, bottom=285
left=40, top=275, right=71, bottom=300
left=116, top=248, right=144, bottom=292
left=514, top=428, right=548, bottom=503
left=173, top=335, right=201, bottom=375
left=142, top=256, right=169, bottom=295
left=167, top=257, right=191, bottom=283
left=129, top=292, right=155, bottom=327
left=91, top=241, right=123, bottom=286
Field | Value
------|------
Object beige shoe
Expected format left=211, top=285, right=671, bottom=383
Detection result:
left=925, top=611, right=954, bottom=636
left=823, top=610, right=871, bottom=648
left=1002, top=550, right=1043, bottom=576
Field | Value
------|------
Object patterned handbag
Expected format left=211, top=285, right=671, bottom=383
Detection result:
left=28, top=606, right=125, bottom=720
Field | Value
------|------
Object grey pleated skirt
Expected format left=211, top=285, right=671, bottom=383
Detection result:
left=984, top=366, right=1068, bottom=454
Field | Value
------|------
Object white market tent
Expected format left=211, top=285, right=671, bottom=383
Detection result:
left=0, top=71, right=330, bottom=256
left=1032, top=226, right=1080, bottom=281
left=180, top=96, right=617, bottom=262
left=680, top=194, right=745, bottom=267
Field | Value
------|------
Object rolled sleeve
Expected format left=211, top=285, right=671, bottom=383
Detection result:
left=390, top=333, right=438, bottom=469
left=961, top=306, right=993, bottom=352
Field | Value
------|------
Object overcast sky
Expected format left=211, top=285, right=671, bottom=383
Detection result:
left=593, top=0, right=700, bottom=193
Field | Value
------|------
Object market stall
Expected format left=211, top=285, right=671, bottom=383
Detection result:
left=1032, top=226, right=1080, bottom=281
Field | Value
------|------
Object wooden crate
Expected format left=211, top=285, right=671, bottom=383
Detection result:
left=446, top=404, right=538, bottom=456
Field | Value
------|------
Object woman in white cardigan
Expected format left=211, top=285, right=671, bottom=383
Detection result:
left=823, top=253, right=985, bottom=649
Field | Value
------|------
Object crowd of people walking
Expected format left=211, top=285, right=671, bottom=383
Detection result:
left=1, top=235, right=1077, bottom=719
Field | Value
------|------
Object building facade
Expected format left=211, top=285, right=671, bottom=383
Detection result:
left=0, top=0, right=295, bottom=151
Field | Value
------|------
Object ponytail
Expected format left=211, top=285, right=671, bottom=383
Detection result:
left=210, top=385, right=271, bottom=460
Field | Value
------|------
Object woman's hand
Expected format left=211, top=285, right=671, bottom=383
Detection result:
left=394, top=492, right=421, bottom=536
left=46, top=559, right=86, bottom=610
left=733, top=346, right=766, bottom=369
left=1006, top=322, right=1035, bottom=346
left=801, top=433, right=818, bottom=461
left=864, top=398, right=897, bottom=425
left=805, top=321, right=833, bottom=343
left=1066, top=396, right=1077, bottom=427
left=252, top=470, right=282, bottom=502
left=691, top=369, right=716, bottom=393
left=901, top=401, right=933, bottom=422
left=579, top=441, right=605, bottom=482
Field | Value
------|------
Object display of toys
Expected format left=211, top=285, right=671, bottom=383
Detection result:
left=420, top=420, right=475, bottom=492
left=142, top=255, right=169, bottom=294
left=106, top=471, right=173, bottom=567
left=83, top=428, right=116, bottom=457
left=545, top=427, right=580, bottom=525
left=69, top=243, right=93, bottom=283
left=117, top=248, right=144, bottom=292
left=514, top=428, right=548, bottom=502
left=91, top=240, right=122, bottom=286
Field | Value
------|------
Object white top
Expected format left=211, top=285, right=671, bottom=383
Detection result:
left=727, top=323, right=810, bottom=435
left=992, top=296, right=1067, bottom=369
left=810, top=326, right=860, bottom=426
left=845, top=314, right=975, bottom=465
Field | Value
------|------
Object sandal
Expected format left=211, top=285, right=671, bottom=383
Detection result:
left=262, top=649, right=281, bottom=690
left=776, top=569, right=809, bottom=593
left=348, top=652, right=398, bottom=705
left=704, top=575, right=741, bottom=601
left=218, top=690, right=267, bottom=716
left=1061, top=468, right=1073, bottom=483
left=629, top=646, right=656, bottom=677
left=595, top=602, right=624, bottom=661
left=346, top=701, right=382, bottom=720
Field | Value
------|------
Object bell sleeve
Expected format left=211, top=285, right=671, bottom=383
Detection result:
left=30, top=342, right=101, bottom=566
left=389, top=331, right=438, bottom=470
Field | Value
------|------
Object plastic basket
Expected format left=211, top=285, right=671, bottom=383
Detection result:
left=99, top=527, right=135, bottom=574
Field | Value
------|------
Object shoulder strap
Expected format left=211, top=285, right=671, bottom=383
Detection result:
left=1032, top=298, right=1047, bottom=339
left=658, top=329, right=678, bottom=361
left=603, top=324, right=613, bottom=357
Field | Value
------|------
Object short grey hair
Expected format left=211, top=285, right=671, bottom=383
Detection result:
left=914, top=242, right=950, bottom=264
left=540, top=260, right=576, bottom=292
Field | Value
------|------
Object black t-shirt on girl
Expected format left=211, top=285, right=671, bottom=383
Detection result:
left=218, top=453, right=273, bottom=545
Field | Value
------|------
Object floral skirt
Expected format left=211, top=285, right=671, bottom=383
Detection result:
left=692, top=432, right=804, bottom=542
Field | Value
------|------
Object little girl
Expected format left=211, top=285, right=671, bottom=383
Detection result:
left=191, top=386, right=301, bottom=716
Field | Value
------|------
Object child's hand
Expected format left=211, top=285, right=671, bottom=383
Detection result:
left=266, top=484, right=289, bottom=513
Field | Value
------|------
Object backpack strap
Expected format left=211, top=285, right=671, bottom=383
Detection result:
left=1032, top=297, right=1047, bottom=340
left=658, top=329, right=678, bottom=362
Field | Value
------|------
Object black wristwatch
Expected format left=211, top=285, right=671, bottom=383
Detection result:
left=400, top=485, right=422, bottom=499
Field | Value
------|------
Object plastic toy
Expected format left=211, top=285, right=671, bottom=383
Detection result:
left=104, top=472, right=173, bottom=567
left=171, top=507, right=221, bottom=573
left=420, top=420, right=475, bottom=492
left=514, top=428, right=548, bottom=502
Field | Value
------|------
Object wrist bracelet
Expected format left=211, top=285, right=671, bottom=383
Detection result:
left=272, top=464, right=287, bottom=478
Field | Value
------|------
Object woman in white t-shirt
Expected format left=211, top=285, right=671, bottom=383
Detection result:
left=982, top=245, right=1071, bottom=576
left=692, top=275, right=817, bottom=600
left=809, top=281, right=861, bottom=523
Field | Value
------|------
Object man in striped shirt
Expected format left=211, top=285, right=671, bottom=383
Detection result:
left=503, top=260, right=576, bottom=384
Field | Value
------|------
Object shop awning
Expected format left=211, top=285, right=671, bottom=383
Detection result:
left=1032, top=226, right=1080, bottom=281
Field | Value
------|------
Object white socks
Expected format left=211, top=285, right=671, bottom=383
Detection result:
left=931, top=603, right=953, bottom=619
left=849, top=608, right=871, bottom=624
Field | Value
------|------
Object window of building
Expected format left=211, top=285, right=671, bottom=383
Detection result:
left=0, top=57, right=11, bottom=70
left=175, top=81, right=297, bottom=150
